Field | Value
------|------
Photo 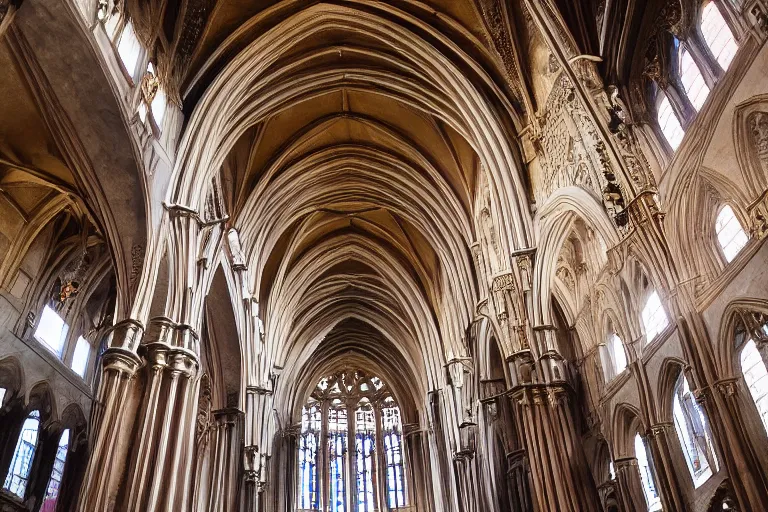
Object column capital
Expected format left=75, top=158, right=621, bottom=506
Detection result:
left=143, top=316, right=200, bottom=355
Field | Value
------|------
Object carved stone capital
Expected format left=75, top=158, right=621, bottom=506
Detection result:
left=143, top=316, right=200, bottom=355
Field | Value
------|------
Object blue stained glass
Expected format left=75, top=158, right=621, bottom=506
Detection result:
left=328, top=407, right=347, bottom=512
left=383, top=406, right=406, bottom=508
left=355, top=404, right=375, bottom=512
left=299, top=405, right=321, bottom=509
left=3, top=410, right=41, bottom=498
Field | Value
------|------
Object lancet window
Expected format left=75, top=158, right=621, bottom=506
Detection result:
left=642, top=291, right=669, bottom=343
left=635, top=433, right=662, bottom=511
left=701, top=1, right=738, bottom=71
left=297, top=370, right=407, bottom=512
left=40, top=429, right=70, bottom=511
left=715, top=205, right=749, bottom=262
left=3, top=410, right=41, bottom=498
left=672, top=376, right=718, bottom=487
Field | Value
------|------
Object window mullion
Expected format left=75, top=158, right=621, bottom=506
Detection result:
left=373, top=404, right=384, bottom=511
left=687, top=31, right=721, bottom=86
left=321, top=400, right=329, bottom=512
left=346, top=402, right=355, bottom=512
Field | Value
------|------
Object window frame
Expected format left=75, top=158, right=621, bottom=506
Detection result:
left=714, top=203, right=750, bottom=264
left=642, top=290, right=671, bottom=345
left=655, top=89, right=686, bottom=152
left=698, top=0, right=740, bottom=73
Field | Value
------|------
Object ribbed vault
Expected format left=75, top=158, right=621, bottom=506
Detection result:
left=166, top=1, right=532, bottom=430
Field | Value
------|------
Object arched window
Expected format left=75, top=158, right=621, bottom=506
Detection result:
left=0, top=387, right=6, bottom=406
left=672, top=376, right=718, bottom=487
left=642, top=291, right=669, bottom=343
left=298, top=403, right=321, bottom=510
left=40, top=429, right=69, bottom=512
left=382, top=397, right=406, bottom=508
left=740, top=338, right=768, bottom=432
left=298, top=371, right=407, bottom=512
left=116, top=21, right=142, bottom=78
left=355, top=399, right=376, bottom=512
left=680, top=49, right=710, bottom=111
left=601, top=332, right=628, bottom=381
left=71, top=336, right=91, bottom=378
left=3, top=410, right=41, bottom=498
left=635, top=433, right=662, bottom=511
left=657, top=93, right=685, bottom=150
left=715, top=205, right=749, bottom=262
left=34, top=305, right=69, bottom=358
left=701, top=1, right=738, bottom=71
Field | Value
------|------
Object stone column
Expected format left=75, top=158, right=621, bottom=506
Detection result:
left=505, top=449, right=532, bottom=512
left=709, top=379, right=768, bottom=509
left=76, top=319, right=143, bottom=512
left=613, top=457, right=646, bottom=512
left=205, top=408, right=244, bottom=512
left=509, top=383, right=601, bottom=512
left=122, top=317, right=200, bottom=512
left=645, top=423, right=688, bottom=511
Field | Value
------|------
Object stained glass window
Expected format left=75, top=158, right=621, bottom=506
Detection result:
left=40, top=430, right=69, bottom=512
left=3, top=410, right=41, bottom=498
left=355, top=401, right=376, bottom=512
left=383, top=401, right=406, bottom=508
left=328, top=404, right=348, bottom=512
left=299, top=370, right=407, bottom=512
left=299, top=404, right=321, bottom=510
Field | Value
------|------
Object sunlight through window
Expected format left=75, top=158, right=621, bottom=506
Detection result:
left=716, top=205, right=749, bottom=262
left=34, top=305, right=69, bottom=358
left=642, top=291, right=669, bottom=343
left=701, top=2, right=738, bottom=70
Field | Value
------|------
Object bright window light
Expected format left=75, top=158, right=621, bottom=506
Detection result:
left=680, top=49, right=710, bottom=111
left=151, top=88, right=167, bottom=127
left=34, top=305, right=69, bottom=358
left=642, top=291, right=669, bottom=343
left=716, top=205, right=749, bottom=262
left=635, top=434, right=662, bottom=511
left=673, top=376, right=717, bottom=487
left=657, top=94, right=685, bottom=150
left=0, top=388, right=5, bottom=406
left=701, top=2, right=738, bottom=71
left=611, top=333, right=628, bottom=374
left=3, top=410, right=40, bottom=498
left=117, top=22, right=141, bottom=77
left=741, top=339, right=768, bottom=434
left=41, top=429, right=69, bottom=511
left=71, top=337, right=91, bottom=378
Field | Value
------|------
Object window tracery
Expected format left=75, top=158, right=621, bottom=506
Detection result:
left=740, top=337, right=768, bottom=432
left=715, top=205, right=749, bottom=262
left=3, top=410, right=41, bottom=498
left=298, top=370, right=406, bottom=512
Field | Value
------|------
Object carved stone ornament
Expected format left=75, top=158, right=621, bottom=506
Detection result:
left=747, top=188, right=768, bottom=239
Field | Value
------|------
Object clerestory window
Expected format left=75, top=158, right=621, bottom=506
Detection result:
left=715, top=205, right=749, bottom=263
left=642, top=291, right=669, bottom=343
left=701, top=1, right=738, bottom=71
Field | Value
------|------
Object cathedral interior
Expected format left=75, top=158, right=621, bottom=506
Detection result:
left=1, top=0, right=768, bottom=511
